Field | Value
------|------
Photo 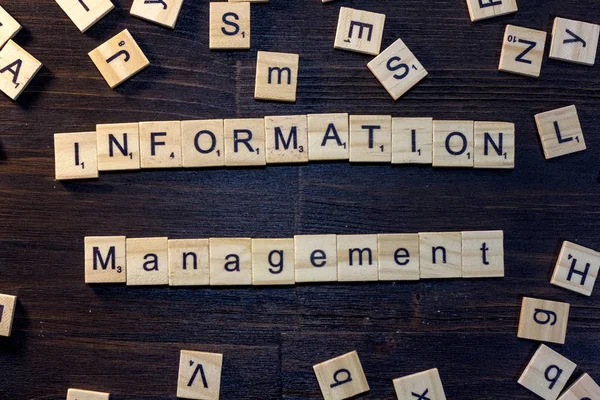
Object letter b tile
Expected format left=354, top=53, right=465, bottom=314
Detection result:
left=519, top=344, right=576, bottom=400
left=518, top=297, right=570, bottom=344
left=313, top=350, right=370, bottom=400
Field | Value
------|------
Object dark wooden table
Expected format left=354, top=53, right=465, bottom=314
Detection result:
left=1, top=0, right=599, bottom=399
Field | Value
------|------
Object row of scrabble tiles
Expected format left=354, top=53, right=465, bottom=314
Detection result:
left=84, top=230, right=504, bottom=285
left=55, top=116, right=515, bottom=180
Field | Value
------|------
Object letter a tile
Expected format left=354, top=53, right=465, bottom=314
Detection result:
left=66, top=389, right=110, bottom=400
left=178, top=350, right=223, bottom=400
left=84, top=236, right=127, bottom=283
left=499, top=25, right=547, bottom=78
left=0, top=6, right=21, bottom=48
left=334, top=7, right=385, bottom=55
left=558, top=373, right=600, bottom=400
left=551, top=241, right=600, bottom=296
left=130, top=0, right=184, bottom=29
left=519, top=344, right=576, bottom=400
left=313, top=350, right=370, bottom=400
left=55, top=0, right=114, bottom=33
left=535, top=105, right=586, bottom=159
left=254, top=51, right=299, bottom=102
left=518, top=297, right=570, bottom=344
left=126, top=237, right=169, bottom=286
left=0, top=40, right=42, bottom=101
left=393, top=368, right=446, bottom=400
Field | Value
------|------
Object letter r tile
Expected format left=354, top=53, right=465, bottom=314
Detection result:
left=518, top=297, right=570, bottom=344
left=519, top=344, right=576, bottom=400
left=313, top=350, right=370, bottom=400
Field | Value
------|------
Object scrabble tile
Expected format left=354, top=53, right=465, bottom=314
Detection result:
left=393, top=368, right=446, bottom=400
left=0, top=40, right=42, bottom=100
left=337, top=234, right=379, bottom=282
left=535, top=105, right=586, bottom=159
left=54, top=132, right=99, bottom=180
left=66, top=389, right=109, bottom=400
left=0, top=6, right=21, bottom=48
left=126, top=237, right=169, bottom=286
left=209, top=2, right=250, bottom=50
left=209, top=238, right=252, bottom=285
left=465, top=0, right=517, bottom=22
left=518, top=297, right=570, bottom=344
left=139, top=120, right=182, bottom=168
left=229, top=0, right=267, bottom=2
left=334, top=7, right=385, bottom=56
left=349, top=115, right=392, bottom=162
left=461, top=230, right=504, bottom=278
left=391, top=117, right=433, bottom=164
left=519, top=344, right=576, bottom=400
left=130, top=0, right=184, bottom=29
left=88, top=29, right=149, bottom=89
left=432, top=120, right=474, bottom=167
left=419, top=232, right=462, bottom=279
left=252, top=238, right=295, bottom=285
left=254, top=51, right=299, bottom=102
left=265, top=115, right=308, bottom=164
left=367, top=39, right=428, bottom=100
left=96, top=122, right=141, bottom=171
left=55, top=0, right=114, bottom=33
left=473, top=121, right=515, bottom=169
left=168, top=239, right=210, bottom=286
left=0, top=293, right=17, bottom=337
left=84, top=236, right=126, bottom=283
left=178, top=350, right=223, bottom=400
left=307, top=113, right=349, bottom=161
left=499, top=25, right=547, bottom=78
left=550, top=18, right=599, bottom=66
left=313, top=351, right=370, bottom=400
left=294, top=234, right=338, bottom=283
left=378, top=233, right=420, bottom=281
left=551, top=241, right=600, bottom=296
left=181, top=119, right=225, bottom=168
left=224, top=118, right=266, bottom=166
left=558, top=373, right=600, bottom=400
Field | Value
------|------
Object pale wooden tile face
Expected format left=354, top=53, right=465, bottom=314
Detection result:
left=465, top=0, right=517, bottom=22
left=558, top=374, right=600, bottom=400
left=367, top=39, right=428, bottom=100
left=177, top=350, right=223, bottom=400
left=349, top=115, right=392, bottom=162
left=0, top=40, right=42, bottom=100
left=461, top=230, right=504, bottom=278
left=265, top=115, right=308, bottom=164
left=473, top=121, right=515, bottom=169
left=54, top=132, right=99, bottom=180
left=130, top=0, right=184, bottom=29
left=419, top=232, right=462, bottom=279
left=499, top=25, right=547, bottom=78
left=518, top=297, right=570, bottom=344
left=254, top=51, right=299, bottom=102
left=378, top=234, right=420, bottom=281
left=432, top=121, right=474, bottom=167
left=88, top=29, right=149, bottom=89
left=551, top=241, right=600, bottom=296
left=66, top=389, right=110, bottom=400
left=96, top=122, right=141, bottom=171
left=84, top=236, right=126, bottom=283
left=307, top=113, right=349, bottom=161
left=126, top=237, right=169, bottom=286
left=550, top=18, right=599, bottom=66
left=313, top=351, right=370, bottom=400
left=334, top=7, right=385, bottom=55
left=55, top=0, right=114, bottom=32
left=229, top=0, right=267, bottom=2
left=224, top=118, right=266, bottom=166
left=391, top=117, right=432, bottom=164
left=209, top=2, right=250, bottom=50
left=139, top=121, right=182, bottom=168
left=252, top=238, right=295, bottom=285
left=337, top=235, right=379, bottom=282
left=0, top=293, right=17, bottom=337
left=518, top=345, right=577, bottom=400
left=393, top=369, right=446, bottom=400
left=0, top=6, right=21, bottom=48
left=209, top=238, right=252, bottom=285
left=294, top=234, right=338, bottom=282
left=168, top=239, right=210, bottom=286
left=181, top=119, right=225, bottom=168
left=535, top=105, right=586, bottom=159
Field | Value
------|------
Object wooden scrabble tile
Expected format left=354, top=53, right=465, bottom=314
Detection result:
left=126, top=237, right=169, bottom=286
left=313, top=351, right=370, bottom=400
left=139, top=120, right=182, bottom=168
left=67, top=389, right=110, bottom=400
left=0, top=6, right=21, bottom=48
left=252, top=238, right=295, bottom=285
left=209, top=2, right=250, bottom=50
left=294, top=234, right=338, bottom=282
left=465, top=0, right=517, bottom=22
left=55, top=0, right=114, bottom=33
left=224, top=118, right=266, bottom=166
left=254, top=51, right=299, bottom=102
left=393, top=368, right=446, bottom=400
left=391, top=117, right=433, bottom=164
left=518, top=344, right=576, bottom=400
left=307, top=113, right=349, bottom=161
left=349, top=115, right=392, bottom=162
left=419, top=232, right=462, bottom=279
left=551, top=241, right=600, bottom=296
left=461, top=230, right=504, bottom=278
left=550, top=18, right=599, bottom=66
left=535, top=105, right=586, bottom=159
left=473, top=121, right=515, bottom=169
left=337, top=234, right=379, bottom=282
left=209, top=238, right=252, bottom=285
left=558, top=373, right=600, bottom=400
left=84, top=236, right=126, bottom=284
left=265, top=115, right=308, bottom=164
left=168, top=239, right=210, bottom=286
left=181, top=119, right=225, bottom=168
left=432, top=120, right=474, bottom=167
left=378, top=234, right=420, bottom=281
left=499, top=25, right=547, bottom=78
left=96, top=122, right=141, bottom=171
left=518, top=297, right=570, bottom=344
left=130, top=0, right=184, bottom=29
left=54, top=132, right=99, bottom=180
left=178, top=350, right=223, bottom=400
left=0, top=293, right=17, bottom=337
left=367, top=39, right=428, bottom=100
left=88, top=29, right=149, bottom=89
left=0, top=40, right=42, bottom=101
left=229, top=0, right=267, bottom=2
left=334, top=7, right=385, bottom=55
